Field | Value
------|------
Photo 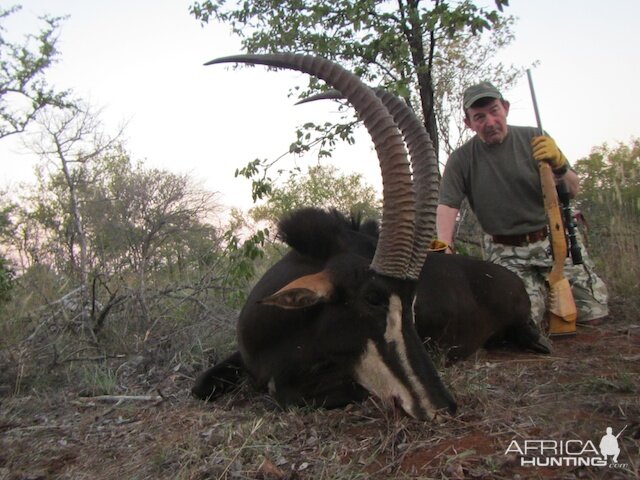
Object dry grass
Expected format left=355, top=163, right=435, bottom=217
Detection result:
left=1, top=306, right=638, bottom=479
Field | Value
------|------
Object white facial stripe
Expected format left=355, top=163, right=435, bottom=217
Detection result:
left=353, top=339, right=415, bottom=416
left=383, top=294, right=403, bottom=343
left=354, top=294, right=436, bottom=419
left=384, top=294, right=434, bottom=415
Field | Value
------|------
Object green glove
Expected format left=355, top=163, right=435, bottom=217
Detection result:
left=531, top=135, right=568, bottom=172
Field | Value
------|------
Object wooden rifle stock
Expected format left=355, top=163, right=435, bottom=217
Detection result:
left=527, top=70, right=577, bottom=336
left=539, top=161, right=577, bottom=334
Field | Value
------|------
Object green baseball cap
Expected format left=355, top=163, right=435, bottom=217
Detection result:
left=463, top=82, right=503, bottom=109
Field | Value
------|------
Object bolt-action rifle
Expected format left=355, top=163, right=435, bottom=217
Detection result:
left=526, top=70, right=577, bottom=336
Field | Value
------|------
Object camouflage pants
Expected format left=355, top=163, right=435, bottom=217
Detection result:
left=483, top=232, right=609, bottom=327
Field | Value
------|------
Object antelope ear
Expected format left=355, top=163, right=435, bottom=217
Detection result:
left=259, top=271, right=334, bottom=309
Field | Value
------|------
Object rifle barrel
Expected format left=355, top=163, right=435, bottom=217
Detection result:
left=526, top=69, right=544, bottom=135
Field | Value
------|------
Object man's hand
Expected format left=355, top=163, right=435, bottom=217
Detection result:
left=428, top=239, right=454, bottom=254
left=531, top=135, right=568, bottom=172
left=436, top=204, right=459, bottom=254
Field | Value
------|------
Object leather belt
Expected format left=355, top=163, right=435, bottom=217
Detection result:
left=492, top=227, right=548, bottom=246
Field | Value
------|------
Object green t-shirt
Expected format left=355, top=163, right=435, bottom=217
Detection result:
left=439, top=125, right=556, bottom=236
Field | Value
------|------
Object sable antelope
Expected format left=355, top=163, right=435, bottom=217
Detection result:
left=194, top=54, right=551, bottom=417
left=194, top=53, right=456, bottom=420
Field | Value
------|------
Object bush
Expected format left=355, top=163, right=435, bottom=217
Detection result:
left=0, top=255, right=14, bottom=307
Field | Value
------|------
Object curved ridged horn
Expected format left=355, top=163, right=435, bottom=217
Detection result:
left=373, top=90, right=438, bottom=279
left=297, top=88, right=439, bottom=279
left=295, top=90, right=344, bottom=105
left=206, top=54, right=415, bottom=278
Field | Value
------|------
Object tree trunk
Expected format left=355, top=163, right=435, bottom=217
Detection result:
left=402, top=0, right=440, bottom=160
left=59, top=155, right=88, bottom=285
left=57, top=144, right=91, bottom=326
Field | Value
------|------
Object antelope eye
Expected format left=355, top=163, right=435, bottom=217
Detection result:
left=364, top=289, right=388, bottom=308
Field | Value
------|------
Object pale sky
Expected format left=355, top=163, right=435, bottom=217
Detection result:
left=1, top=0, right=638, bottom=211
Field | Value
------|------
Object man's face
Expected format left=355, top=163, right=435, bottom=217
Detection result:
left=464, top=99, right=510, bottom=145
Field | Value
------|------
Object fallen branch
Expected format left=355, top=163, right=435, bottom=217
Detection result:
left=4, top=424, right=67, bottom=434
left=63, top=354, right=127, bottom=363
left=78, top=395, right=163, bottom=403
